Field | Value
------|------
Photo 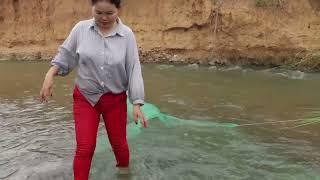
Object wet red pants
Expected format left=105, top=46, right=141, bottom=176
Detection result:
left=72, top=86, right=129, bottom=180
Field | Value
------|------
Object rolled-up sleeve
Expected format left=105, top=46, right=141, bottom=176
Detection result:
left=126, top=31, right=145, bottom=105
left=51, top=22, right=80, bottom=76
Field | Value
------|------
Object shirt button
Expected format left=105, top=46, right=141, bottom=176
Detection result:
left=100, top=66, right=104, bottom=70
left=100, top=82, right=105, bottom=86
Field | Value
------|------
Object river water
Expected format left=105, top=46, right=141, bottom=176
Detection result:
left=0, top=61, right=319, bottom=180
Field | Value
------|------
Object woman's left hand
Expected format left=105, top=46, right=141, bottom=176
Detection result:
left=133, top=104, right=148, bottom=128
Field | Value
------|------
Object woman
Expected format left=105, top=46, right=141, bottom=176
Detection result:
left=39, top=0, right=147, bottom=179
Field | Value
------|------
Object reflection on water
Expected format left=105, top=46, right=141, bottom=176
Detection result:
left=0, top=61, right=320, bottom=179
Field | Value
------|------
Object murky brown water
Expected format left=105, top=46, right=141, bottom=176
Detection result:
left=0, top=61, right=320, bottom=180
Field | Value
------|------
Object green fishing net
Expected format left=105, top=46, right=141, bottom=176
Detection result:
left=95, top=100, right=238, bottom=153
left=126, top=100, right=238, bottom=138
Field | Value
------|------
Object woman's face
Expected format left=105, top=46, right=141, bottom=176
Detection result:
left=92, top=1, right=119, bottom=30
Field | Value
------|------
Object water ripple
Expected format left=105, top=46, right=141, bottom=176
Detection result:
left=0, top=97, right=75, bottom=179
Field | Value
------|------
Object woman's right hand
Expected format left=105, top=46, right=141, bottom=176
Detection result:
left=39, top=66, right=59, bottom=103
left=39, top=75, right=54, bottom=103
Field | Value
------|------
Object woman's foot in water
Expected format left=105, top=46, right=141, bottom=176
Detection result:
left=117, top=167, right=130, bottom=175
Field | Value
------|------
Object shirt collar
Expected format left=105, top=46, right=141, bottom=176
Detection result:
left=89, top=18, right=125, bottom=37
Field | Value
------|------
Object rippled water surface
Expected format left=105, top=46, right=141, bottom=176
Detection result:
left=0, top=62, right=320, bottom=180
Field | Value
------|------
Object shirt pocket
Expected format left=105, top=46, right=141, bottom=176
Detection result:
left=107, top=38, right=126, bottom=65
left=108, top=52, right=125, bottom=66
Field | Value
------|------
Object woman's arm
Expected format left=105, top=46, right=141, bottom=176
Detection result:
left=125, top=30, right=147, bottom=128
left=39, top=66, right=59, bottom=103
left=125, top=30, right=145, bottom=105
left=39, top=22, right=81, bottom=102
left=51, top=22, right=81, bottom=76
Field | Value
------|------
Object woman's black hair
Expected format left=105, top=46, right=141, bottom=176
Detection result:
left=91, top=0, right=121, bottom=8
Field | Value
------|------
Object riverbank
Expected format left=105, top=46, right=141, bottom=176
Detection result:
left=0, top=0, right=319, bottom=71
left=0, top=47, right=319, bottom=72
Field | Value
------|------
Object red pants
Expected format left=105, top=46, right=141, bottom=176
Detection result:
left=72, top=86, right=129, bottom=180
